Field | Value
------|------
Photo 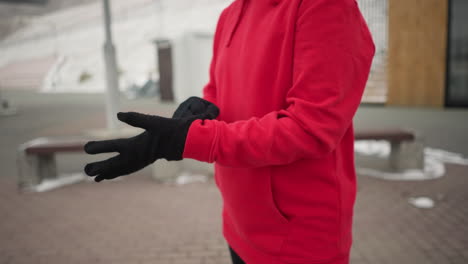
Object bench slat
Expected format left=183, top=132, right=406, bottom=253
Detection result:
left=354, top=130, right=415, bottom=141
left=25, top=143, right=86, bottom=154
left=22, top=137, right=89, bottom=155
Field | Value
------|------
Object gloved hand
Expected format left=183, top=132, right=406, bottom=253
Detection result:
left=84, top=112, right=197, bottom=182
left=84, top=97, right=219, bottom=182
left=172, top=96, right=219, bottom=119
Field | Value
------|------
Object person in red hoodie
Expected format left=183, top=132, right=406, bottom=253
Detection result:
left=84, top=0, right=375, bottom=263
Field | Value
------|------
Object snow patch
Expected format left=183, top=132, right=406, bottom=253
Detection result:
left=408, top=197, right=435, bottom=209
left=355, top=140, right=391, bottom=158
left=0, top=0, right=231, bottom=93
left=355, top=140, right=468, bottom=181
left=31, top=173, right=87, bottom=192
left=175, top=171, right=208, bottom=185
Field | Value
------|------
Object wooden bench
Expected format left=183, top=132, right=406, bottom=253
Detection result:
left=17, top=129, right=423, bottom=191
left=354, top=129, right=424, bottom=172
left=16, top=135, right=215, bottom=191
left=17, top=137, right=89, bottom=191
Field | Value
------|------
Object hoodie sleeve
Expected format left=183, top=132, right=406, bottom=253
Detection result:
left=201, top=8, right=228, bottom=105
left=183, top=0, right=375, bottom=168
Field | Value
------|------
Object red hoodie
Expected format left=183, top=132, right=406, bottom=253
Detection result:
left=183, top=0, right=375, bottom=263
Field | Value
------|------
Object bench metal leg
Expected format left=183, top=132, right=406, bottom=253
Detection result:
left=389, top=140, right=424, bottom=172
left=37, top=154, right=58, bottom=180
left=17, top=152, right=57, bottom=191
left=389, top=141, right=401, bottom=171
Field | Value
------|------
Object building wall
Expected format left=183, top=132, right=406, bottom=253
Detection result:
left=387, top=0, right=448, bottom=107
left=446, top=0, right=468, bottom=107
left=357, top=0, right=388, bottom=104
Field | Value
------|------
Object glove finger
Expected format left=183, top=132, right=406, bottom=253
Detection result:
left=205, top=103, right=220, bottom=119
left=94, top=173, right=114, bottom=182
left=118, top=112, right=163, bottom=129
left=84, top=139, right=123, bottom=154
left=94, top=175, right=105, bottom=182
left=188, top=99, right=206, bottom=115
left=172, top=99, right=192, bottom=118
left=84, top=155, right=121, bottom=177
left=195, top=104, right=219, bottom=120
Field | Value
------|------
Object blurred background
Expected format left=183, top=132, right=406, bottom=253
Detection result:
left=0, top=0, right=467, bottom=263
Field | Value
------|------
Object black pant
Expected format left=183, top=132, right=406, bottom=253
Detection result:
left=229, top=246, right=246, bottom=264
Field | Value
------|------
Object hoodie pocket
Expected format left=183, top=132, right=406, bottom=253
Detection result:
left=217, top=165, right=291, bottom=255
left=268, top=167, right=290, bottom=224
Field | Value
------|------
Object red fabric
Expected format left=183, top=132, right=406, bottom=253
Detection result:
left=183, top=0, right=375, bottom=263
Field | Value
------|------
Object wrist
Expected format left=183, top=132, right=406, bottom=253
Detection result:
left=182, top=119, right=218, bottom=163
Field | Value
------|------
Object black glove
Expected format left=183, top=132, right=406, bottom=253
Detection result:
left=172, top=96, right=219, bottom=119
left=84, top=97, right=219, bottom=182
left=84, top=112, right=195, bottom=182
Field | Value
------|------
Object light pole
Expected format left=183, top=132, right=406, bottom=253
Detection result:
left=102, top=0, right=120, bottom=131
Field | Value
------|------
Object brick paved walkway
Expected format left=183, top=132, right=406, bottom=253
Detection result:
left=0, top=175, right=230, bottom=264
left=1, top=164, right=467, bottom=264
